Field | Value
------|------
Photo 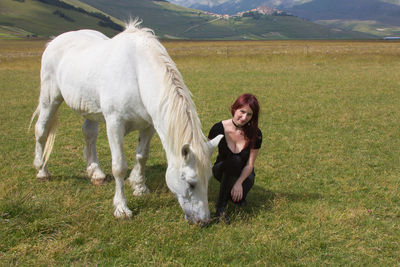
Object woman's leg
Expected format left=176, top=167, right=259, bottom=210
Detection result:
left=212, top=161, right=224, bottom=183
left=214, top=155, right=244, bottom=215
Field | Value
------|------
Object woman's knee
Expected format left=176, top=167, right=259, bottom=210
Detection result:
left=212, top=162, right=223, bottom=182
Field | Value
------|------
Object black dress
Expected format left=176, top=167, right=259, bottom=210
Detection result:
left=208, top=121, right=262, bottom=207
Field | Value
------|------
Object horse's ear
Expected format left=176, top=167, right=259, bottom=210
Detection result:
left=207, top=134, right=223, bottom=155
left=181, top=144, right=194, bottom=163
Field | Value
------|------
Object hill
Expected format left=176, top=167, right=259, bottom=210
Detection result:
left=77, top=0, right=233, bottom=39
left=168, top=0, right=309, bottom=12
left=77, top=0, right=375, bottom=39
left=0, top=0, right=377, bottom=40
left=0, top=0, right=123, bottom=39
left=169, top=0, right=400, bottom=37
left=286, top=0, right=400, bottom=37
left=286, top=0, right=400, bottom=24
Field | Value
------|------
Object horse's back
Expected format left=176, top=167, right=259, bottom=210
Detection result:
left=40, top=30, right=111, bottom=121
left=47, top=29, right=109, bottom=48
left=43, top=29, right=108, bottom=65
left=40, top=29, right=153, bottom=126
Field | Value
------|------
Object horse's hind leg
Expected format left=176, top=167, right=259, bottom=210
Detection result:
left=128, top=127, right=155, bottom=196
left=106, top=117, right=132, bottom=218
left=34, top=101, right=62, bottom=180
left=82, top=119, right=106, bottom=185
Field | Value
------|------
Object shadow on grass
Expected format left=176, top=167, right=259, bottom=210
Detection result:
left=207, top=177, right=322, bottom=224
left=143, top=164, right=168, bottom=192
left=47, top=163, right=167, bottom=188
left=35, top=164, right=322, bottom=225
left=46, top=174, right=95, bottom=184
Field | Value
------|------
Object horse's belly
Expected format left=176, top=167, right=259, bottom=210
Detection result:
left=124, top=118, right=151, bottom=133
left=80, top=111, right=105, bottom=122
left=64, top=93, right=104, bottom=122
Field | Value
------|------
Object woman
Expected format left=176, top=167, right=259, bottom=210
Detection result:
left=208, top=93, right=262, bottom=222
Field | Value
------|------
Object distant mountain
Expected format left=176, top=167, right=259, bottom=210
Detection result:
left=79, top=0, right=375, bottom=39
left=286, top=0, right=400, bottom=37
left=77, top=0, right=228, bottom=39
left=169, top=0, right=310, bottom=10
left=168, top=0, right=311, bottom=14
left=169, top=0, right=400, bottom=12
left=0, top=0, right=377, bottom=40
left=169, top=0, right=400, bottom=37
left=286, top=0, right=400, bottom=25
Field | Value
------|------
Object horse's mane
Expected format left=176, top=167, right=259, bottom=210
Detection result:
left=123, top=20, right=211, bottom=183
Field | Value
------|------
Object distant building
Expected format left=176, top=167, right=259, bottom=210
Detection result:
left=237, top=6, right=291, bottom=17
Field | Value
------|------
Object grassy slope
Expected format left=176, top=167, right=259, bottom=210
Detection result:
left=1, top=39, right=400, bottom=265
left=79, top=0, right=227, bottom=38
left=288, top=0, right=400, bottom=37
left=316, top=19, right=400, bottom=37
left=216, top=16, right=376, bottom=40
left=62, top=0, right=124, bottom=25
left=79, top=0, right=376, bottom=39
left=0, top=0, right=379, bottom=40
left=0, top=0, right=122, bottom=38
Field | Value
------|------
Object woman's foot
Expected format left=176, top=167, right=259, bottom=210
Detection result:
left=236, top=199, right=246, bottom=207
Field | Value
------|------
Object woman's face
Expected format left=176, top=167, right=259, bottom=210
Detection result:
left=233, top=104, right=253, bottom=127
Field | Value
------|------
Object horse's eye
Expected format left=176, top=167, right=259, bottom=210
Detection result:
left=187, top=178, right=197, bottom=189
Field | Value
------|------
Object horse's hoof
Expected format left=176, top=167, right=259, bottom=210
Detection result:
left=114, top=207, right=133, bottom=219
left=133, top=186, right=150, bottom=196
left=91, top=178, right=106, bottom=186
left=87, top=164, right=106, bottom=184
left=37, top=176, right=51, bottom=182
left=37, top=170, right=51, bottom=181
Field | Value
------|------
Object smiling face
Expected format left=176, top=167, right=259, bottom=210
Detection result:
left=232, top=104, right=253, bottom=127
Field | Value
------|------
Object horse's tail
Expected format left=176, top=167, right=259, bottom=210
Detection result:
left=28, top=103, right=59, bottom=168
left=42, top=111, right=58, bottom=167
left=28, top=104, right=40, bottom=132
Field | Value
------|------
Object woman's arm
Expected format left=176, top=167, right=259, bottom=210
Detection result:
left=231, top=149, right=259, bottom=202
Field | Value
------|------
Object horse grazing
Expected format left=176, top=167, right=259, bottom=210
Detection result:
left=31, top=21, right=223, bottom=224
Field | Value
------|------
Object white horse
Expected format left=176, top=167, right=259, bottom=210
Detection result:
left=30, top=20, right=223, bottom=224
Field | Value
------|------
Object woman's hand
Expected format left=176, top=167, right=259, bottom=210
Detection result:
left=231, top=182, right=243, bottom=202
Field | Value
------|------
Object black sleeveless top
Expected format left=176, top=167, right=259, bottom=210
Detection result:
left=208, top=121, right=262, bottom=164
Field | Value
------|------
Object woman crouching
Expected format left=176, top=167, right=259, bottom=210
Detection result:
left=208, top=93, right=262, bottom=223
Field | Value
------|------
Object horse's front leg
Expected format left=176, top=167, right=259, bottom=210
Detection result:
left=128, top=127, right=155, bottom=196
left=106, top=117, right=132, bottom=219
left=82, top=119, right=106, bottom=185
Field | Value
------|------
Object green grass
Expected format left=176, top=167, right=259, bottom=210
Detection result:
left=1, top=39, right=400, bottom=265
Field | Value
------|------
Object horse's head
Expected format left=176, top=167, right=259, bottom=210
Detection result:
left=166, top=135, right=223, bottom=225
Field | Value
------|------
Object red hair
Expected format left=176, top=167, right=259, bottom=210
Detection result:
left=231, top=93, right=260, bottom=148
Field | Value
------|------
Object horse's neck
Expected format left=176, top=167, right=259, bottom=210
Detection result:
left=131, top=35, right=201, bottom=165
left=154, top=124, right=174, bottom=162
left=152, top=108, right=183, bottom=164
left=149, top=92, right=198, bottom=166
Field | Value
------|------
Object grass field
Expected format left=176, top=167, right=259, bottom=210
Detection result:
left=1, top=39, right=400, bottom=265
